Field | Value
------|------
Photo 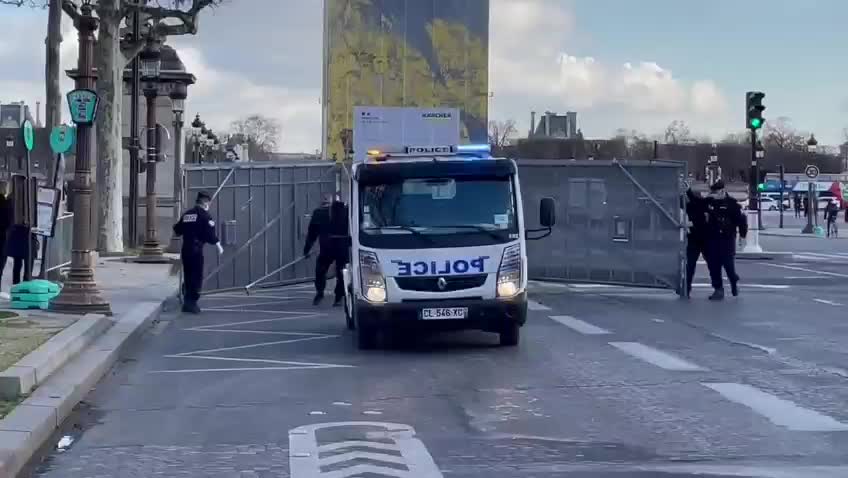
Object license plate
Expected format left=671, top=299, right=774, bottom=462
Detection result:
left=421, top=307, right=468, bottom=320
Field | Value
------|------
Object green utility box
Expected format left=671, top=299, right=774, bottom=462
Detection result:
left=10, top=280, right=61, bottom=310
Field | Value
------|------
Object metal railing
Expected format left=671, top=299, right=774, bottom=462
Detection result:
left=43, top=212, right=74, bottom=280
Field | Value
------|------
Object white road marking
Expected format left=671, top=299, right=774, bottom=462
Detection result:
left=549, top=315, right=611, bottom=335
left=652, top=318, right=665, bottom=323
left=813, top=298, right=844, bottom=306
left=332, top=402, right=352, bottom=407
left=692, top=283, right=789, bottom=289
left=189, top=313, right=323, bottom=330
left=185, top=329, right=329, bottom=336
left=528, top=280, right=570, bottom=289
left=289, top=422, right=443, bottom=478
left=150, top=366, right=342, bottom=374
left=200, top=299, right=296, bottom=310
left=784, top=276, right=827, bottom=279
left=702, top=382, right=848, bottom=432
left=761, top=262, right=848, bottom=279
left=163, top=355, right=351, bottom=368
left=609, top=342, right=706, bottom=371
left=527, top=299, right=551, bottom=311
left=310, top=411, right=326, bottom=416
left=363, top=410, right=383, bottom=415
left=203, top=308, right=307, bottom=314
left=173, top=335, right=338, bottom=356
left=566, top=284, right=614, bottom=289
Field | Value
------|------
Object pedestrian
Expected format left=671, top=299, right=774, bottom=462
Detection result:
left=304, top=193, right=350, bottom=306
left=683, top=184, right=709, bottom=297
left=172, top=191, right=223, bottom=314
left=825, top=200, right=839, bottom=238
left=794, top=196, right=801, bottom=218
left=704, top=180, right=748, bottom=300
left=0, top=181, right=13, bottom=289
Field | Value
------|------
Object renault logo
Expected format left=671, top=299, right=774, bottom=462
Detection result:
left=437, top=277, right=447, bottom=291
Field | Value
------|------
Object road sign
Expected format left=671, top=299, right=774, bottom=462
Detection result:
left=67, top=88, right=99, bottom=125
left=804, top=164, right=820, bottom=180
left=22, top=120, right=34, bottom=151
left=49, top=125, right=76, bottom=154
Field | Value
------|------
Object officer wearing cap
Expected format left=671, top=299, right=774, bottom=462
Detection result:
left=304, top=193, right=350, bottom=306
left=704, top=180, right=747, bottom=300
left=173, top=191, right=223, bottom=313
left=683, top=183, right=709, bottom=297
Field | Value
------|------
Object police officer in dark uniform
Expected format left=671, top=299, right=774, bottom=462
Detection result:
left=684, top=184, right=709, bottom=297
left=304, top=194, right=350, bottom=306
left=173, top=191, right=223, bottom=313
left=704, top=180, right=747, bottom=300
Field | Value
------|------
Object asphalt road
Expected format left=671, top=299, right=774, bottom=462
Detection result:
left=21, top=237, right=848, bottom=478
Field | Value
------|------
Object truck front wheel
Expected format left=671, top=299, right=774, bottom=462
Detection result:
left=499, top=324, right=520, bottom=347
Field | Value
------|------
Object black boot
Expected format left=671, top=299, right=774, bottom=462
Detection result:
left=708, top=289, right=725, bottom=301
left=333, top=296, right=343, bottom=307
left=730, top=281, right=739, bottom=297
left=313, top=293, right=324, bottom=306
left=182, top=302, right=201, bottom=314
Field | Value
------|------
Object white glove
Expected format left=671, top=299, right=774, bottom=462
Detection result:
left=216, top=242, right=224, bottom=255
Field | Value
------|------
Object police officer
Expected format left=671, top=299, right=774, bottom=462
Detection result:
left=304, top=193, right=350, bottom=306
left=684, top=184, right=709, bottom=297
left=704, top=180, right=747, bottom=300
left=173, top=191, right=223, bottom=313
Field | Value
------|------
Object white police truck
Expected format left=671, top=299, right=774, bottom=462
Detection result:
left=342, top=144, right=556, bottom=349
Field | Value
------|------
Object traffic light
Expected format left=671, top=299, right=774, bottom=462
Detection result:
left=746, top=91, right=765, bottom=130
left=757, top=183, right=765, bottom=192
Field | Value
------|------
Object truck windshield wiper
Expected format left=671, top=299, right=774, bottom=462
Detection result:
left=424, top=225, right=505, bottom=240
left=363, top=225, right=435, bottom=243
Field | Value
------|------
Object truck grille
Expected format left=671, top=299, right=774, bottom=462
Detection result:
left=394, top=274, right=487, bottom=292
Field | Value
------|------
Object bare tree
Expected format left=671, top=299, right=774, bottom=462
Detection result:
left=763, top=116, right=807, bottom=151
left=230, top=114, right=282, bottom=154
left=663, top=120, right=692, bottom=145
left=488, top=120, right=517, bottom=149
left=60, top=0, right=224, bottom=253
left=720, top=130, right=750, bottom=145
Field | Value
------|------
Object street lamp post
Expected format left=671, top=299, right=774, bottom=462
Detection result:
left=4, top=135, right=12, bottom=174
left=199, top=125, right=209, bottom=164
left=51, top=3, right=111, bottom=315
left=135, top=36, right=167, bottom=262
left=802, top=134, right=818, bottom=234
left=167, top=83, right=187, bottom=254
left=706, top=143, right=720, bottom=185
left=190, top=115, right=202, bottom=164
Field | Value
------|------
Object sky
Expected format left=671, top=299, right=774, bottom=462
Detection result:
left=1, top=0, right=846, bottom=153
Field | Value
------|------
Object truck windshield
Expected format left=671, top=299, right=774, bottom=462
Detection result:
left=359, top=176, right=518, bottom=249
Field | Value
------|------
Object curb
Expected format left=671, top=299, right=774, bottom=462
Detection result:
left=0, top=300, right=166, bottom=478
left=736, top=251, right=793, bottom=261
left=0, top=314, right=112, bottom=400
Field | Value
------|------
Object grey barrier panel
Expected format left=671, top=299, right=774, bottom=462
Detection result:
left=44, top=212, right=74, bottom=280
left=184, top=162, right=337, bottom=293
left=518, top=159, right=686, bottom=293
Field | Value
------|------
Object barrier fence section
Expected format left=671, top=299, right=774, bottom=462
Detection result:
left=44, top=212, right=74, bottom=280
left=518, top=159, right=687, bottom=294
left=183, top=161, right=338, bottom=293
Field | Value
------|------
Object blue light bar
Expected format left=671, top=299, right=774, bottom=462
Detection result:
left=455, top=144, right=491, bottom=154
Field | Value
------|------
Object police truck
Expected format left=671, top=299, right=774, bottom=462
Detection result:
left=342, top=144, right=556, bottom=349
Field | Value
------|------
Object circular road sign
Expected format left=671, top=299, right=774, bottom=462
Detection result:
left=22, top=119, right=34, bottom=151
left=804, top=164, right=820, bottom=179
left=50, top=125, right=76, bottom=154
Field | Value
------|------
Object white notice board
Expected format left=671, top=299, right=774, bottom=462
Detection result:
left=33, top=187, right=60, bottom=237
left=352, top=106, right=460, bottom=163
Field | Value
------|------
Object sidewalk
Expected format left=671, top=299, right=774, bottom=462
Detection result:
left=0, top=255, right=179, bottom=477
left=759, top=227, right=848, bottom=240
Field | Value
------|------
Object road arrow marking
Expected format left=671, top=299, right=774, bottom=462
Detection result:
left=289, top=422, right=443, bottom=478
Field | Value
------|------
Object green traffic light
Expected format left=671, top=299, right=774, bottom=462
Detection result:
left=750, top=118, right=763, bottom=129
left=757, top=183, right=765, bottom=191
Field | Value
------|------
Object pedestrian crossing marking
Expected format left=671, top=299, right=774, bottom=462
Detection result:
left=703, top=383, right=848, bottom=432
left=610, top=342, right=706, bottom=371
left=549, top=315, right=611, bottom=335
left=527, top=299, right=551, bottom=311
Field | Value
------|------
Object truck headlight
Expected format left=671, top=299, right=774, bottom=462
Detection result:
left=359, top=250, right=387, bottom=303
left=497, top=243, right=522, bottom=298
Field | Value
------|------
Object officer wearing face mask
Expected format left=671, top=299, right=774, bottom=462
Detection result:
left=304, top=193, right=350, bottom=306
left=173, top=191, right=223, bottom=313
left=704, top=180, right=747, bottom=300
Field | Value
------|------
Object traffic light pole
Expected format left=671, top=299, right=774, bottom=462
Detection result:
left=778, top=165, right=785, bottom=229
left=743, top=129, right=763, bottom=253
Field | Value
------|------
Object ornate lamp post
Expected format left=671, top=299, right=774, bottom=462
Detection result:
left=3, top=134, right=13, bottom=175
left=51, top=2, right=111, bottom=315
left=802, top=134, right=818, bottom=234
left=167, top=83, right=187, bottom=253
left=190, top=114, right=203, bottom=164
left=134, top=36, right=168, bottom=262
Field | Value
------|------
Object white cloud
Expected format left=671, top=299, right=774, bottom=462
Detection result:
left=175, top=46, right=321, bottom=154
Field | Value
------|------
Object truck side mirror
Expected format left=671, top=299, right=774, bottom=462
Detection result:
left=539, top=197, right=556, bottom=228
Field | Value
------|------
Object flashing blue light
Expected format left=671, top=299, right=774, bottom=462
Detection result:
left=455, top=144, right=491, bottom=154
